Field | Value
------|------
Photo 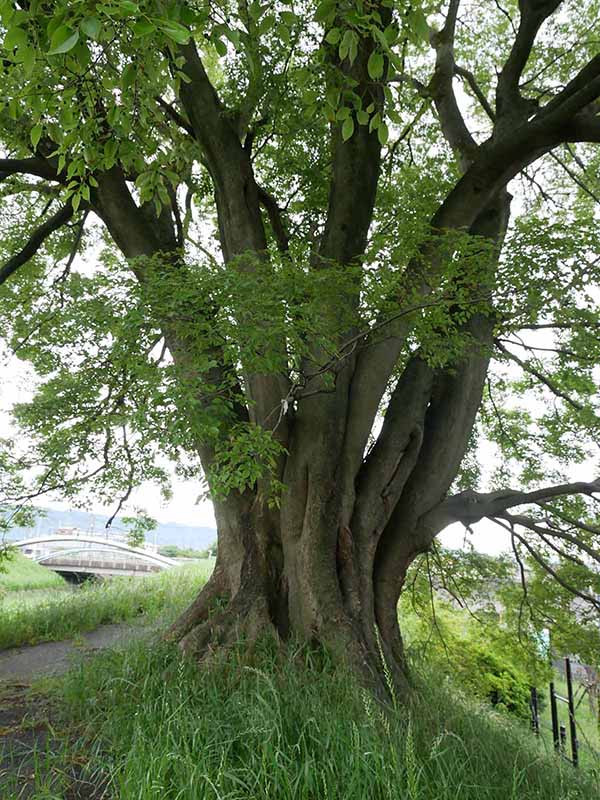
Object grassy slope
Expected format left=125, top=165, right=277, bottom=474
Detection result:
left=3, top=641, right=595, bottom=800
left=0, top=560, right=214, bottom=649
left=0, top=552, right=65, bottom=592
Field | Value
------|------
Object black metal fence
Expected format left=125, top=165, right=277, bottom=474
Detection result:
left=529, top=657, right=599, bottom=768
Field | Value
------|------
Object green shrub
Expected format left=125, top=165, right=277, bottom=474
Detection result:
left=456, top=642, right=532, bottom=720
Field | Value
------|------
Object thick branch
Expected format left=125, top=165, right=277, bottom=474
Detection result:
left=317, top=7, right=390, bottom=266
left=495, top=0, right=562, bottom=121
left=429, top=0, right=478, bottom=167
left=351, top=356, right=434, bottom=537
left=257, top=186, right=289, bottom=253
left=0, top=157, right=59, bottom=182
left=435, top=479, right=600, bottom=527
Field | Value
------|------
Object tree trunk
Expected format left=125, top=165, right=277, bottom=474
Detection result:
left=165, top=473, right=420, bottom=697
left=162, top=189, right=513, bottom=696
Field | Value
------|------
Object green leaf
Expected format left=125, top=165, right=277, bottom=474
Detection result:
left=21, top=46, right=35, bottom=76
left=347, top=31, right=358, bottom=64
left=377, top=121, right=389, bottom=146
left=48, top=26, right=79, bottom=55
left=314, top=0, right=336, bottom=23
left=213, top=37, right=227, bottom=57
left=248, top=1, right=263, bottom=21
left=4, top=26, right=28, bottom=50
left=30, top=124, right=42, bottom=149
left=357, top=109, right=369, bottom=125
left=118, top=1, right=139, bottom=12
left=277, top=23, right=290, bottom=44
left=409, top=9, right=430, bottom=43
left=325, top=27, right=341, bottom=44
left=369, top=112, right=380, bottom=132
left=384, top=25, right=397, bottom=44
left=339, top=30, right=353, bottom=61
left=132, top=20, right=156, bottom=37
left=281, top=11, right=297, bottom=26
left=341, top=116, right=354, bottom=142
left=80, top=17, right=101, bottom=40
left=221, top=25, right=241, bottom=48
left=259, top=16, right=275, bottom=35
left=367, top=51, right=384, bottom=80
left=122, top=63, right=136, bottom=90
left=157, top=20, right=190, bottom=45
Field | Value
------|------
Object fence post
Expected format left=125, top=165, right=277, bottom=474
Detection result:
left=559, top=724, right=567, bottom=754
left=550, top=681, right=560, bottom=752
left=565, top=658, right=579, bottom=767
left=529, top=686, right=540, bottom=735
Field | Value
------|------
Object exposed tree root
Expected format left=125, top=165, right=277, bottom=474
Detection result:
left=177, top=592, right=279, bottom=662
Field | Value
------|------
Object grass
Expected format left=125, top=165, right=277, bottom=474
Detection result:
left=2, top=639, right=598, bottom=800
left=0, top=560, right=213, bottom=650
left=0, top=551, right=66, bottom=592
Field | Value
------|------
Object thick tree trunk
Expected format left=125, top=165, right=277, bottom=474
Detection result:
left=164, top=450, right=427, bottom=698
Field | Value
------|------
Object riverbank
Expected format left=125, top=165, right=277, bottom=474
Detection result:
left=0, top=560, right=213, bottom=649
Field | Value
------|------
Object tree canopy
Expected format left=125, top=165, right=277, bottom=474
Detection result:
left=1, top=0, right=599, bottom=685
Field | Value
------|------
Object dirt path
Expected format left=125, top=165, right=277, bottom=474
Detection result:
left=0, top=621, right=159, bottom=799
left=0, top=620, right=157, bottom=683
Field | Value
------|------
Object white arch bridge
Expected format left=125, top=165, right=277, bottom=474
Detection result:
left=15, top=535, right=176, bottom=582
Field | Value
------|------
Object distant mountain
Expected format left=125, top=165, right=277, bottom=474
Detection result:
left=4, top=507, right=217, bottom=550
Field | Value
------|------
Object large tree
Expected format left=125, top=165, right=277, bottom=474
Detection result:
left=1, top=0, right=600, bottom=693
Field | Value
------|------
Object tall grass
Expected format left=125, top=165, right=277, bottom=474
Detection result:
left=11, top=640, right=596, bottom=800
left=0, top=561, right=212, bottom=649
left=0, top=551, right=65, bottom=592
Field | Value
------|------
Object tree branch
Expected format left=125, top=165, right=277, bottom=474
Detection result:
left=436, top=479, right=600, bottom=528
left=511, top=529, right=600, bottom=610
left=0, top=157, right=59, bottom=183
left=257, top=186, right=289, bottom=252
left=502, top=511, right=600, bottom=565
left=429, top=0, right=478, bottom=167
left=454, top=64, right=495, bottom=121
left=0, top=203, right=75, bottom=286
left=155, top=96, right=194, bottom=137
left=495, top=0, right=562, bottom=122
left=495, top=339, right=585, bottom=411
